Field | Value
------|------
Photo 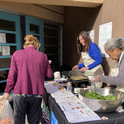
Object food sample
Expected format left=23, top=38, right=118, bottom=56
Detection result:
left=47, top=81, right=53, bottom=83
left=102, top=117, right=108, bottom=120
left=53, top=83, right=59, bottom=86
left=84, top=92, right=117, bottom=100
left=70, top=76, right=87, bottom=80
left=58, top=87, right=64, bottom=90
left=63, top=83, right=67, bottom=86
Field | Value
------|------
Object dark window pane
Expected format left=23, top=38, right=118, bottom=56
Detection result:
left=44, top=23, right=58, bottom=29
left=47, top=55, right=58, bottom=61
left=0, top=19, right=15, bottom=31
left=0, top=70, right=9, bottom=81
left=51, top=63, right=59, bottom=70
left=33, top=35, right=39, bottom=41
left=0, top=46, right=16, bottom=56
left=0, top=82, right=6, bottom=93
left=44, top=28, right=58, bottom=37
left=44, top=46, right=58, bottom=54
left=47, top=55, right=59, bottom=70
left=30, top=24, right=39, bottom=34
left=44, top=37, right=58, bottom=45
left=0, top=58, right=11, bottom=68
left=6, top=33, right=16, bottom=43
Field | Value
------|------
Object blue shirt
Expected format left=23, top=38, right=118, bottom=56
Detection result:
left=78, top=42, right=102, bottom=70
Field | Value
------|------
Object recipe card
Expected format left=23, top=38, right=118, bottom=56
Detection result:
left=44, top=83, right=59, bottom=94
left=64, top=109, right=101, bottom=123
left=54, top=95, right=80, bottom=103
left=58, top=101, right=87, bottom=111
left=51, top=90, right=74, bottom=98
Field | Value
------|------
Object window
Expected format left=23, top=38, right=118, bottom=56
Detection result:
left=44, top=23, right=62, bottom=71
left=0, top=11, right=21, bottom=94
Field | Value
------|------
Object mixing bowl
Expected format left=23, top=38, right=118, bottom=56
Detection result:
left=79, top=88, right=124, bottom=113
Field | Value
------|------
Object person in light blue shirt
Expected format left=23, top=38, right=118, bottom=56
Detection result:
left=72, top=31, right=104, bottom=88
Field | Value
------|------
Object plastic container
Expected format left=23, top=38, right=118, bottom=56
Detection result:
left=66, top=82, right=72, bottom=91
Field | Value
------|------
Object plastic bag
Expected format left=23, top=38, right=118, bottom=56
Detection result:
left=41, top=99, right=50, bottom=124
left=0, top=96, right=14, bottom=124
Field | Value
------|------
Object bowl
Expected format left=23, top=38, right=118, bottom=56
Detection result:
left=79, top=88, right=124, bottom=113
left=74, top=88, right=83, bottom=94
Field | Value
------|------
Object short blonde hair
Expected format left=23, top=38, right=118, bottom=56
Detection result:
left=23, top=35, right=41, bottom=50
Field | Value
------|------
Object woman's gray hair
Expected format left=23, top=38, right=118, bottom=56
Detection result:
left=104, top=37, right=124, bottom=51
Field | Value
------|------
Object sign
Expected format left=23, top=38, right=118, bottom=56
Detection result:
left=0, top=46, right=2, bottom=52
left=0, top=33, right=6, bottom=43
left=99, top=22, right=112, bottom=57
left=87, top=30, right=95, bottom=42
left=2, top=46, right=10, bottom=55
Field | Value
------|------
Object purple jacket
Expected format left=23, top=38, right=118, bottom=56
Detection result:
left=5, top=47, right=53, bottom=95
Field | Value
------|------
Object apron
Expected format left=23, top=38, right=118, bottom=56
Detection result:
left=81, top=52, right=104, bottom=88
left=111, top=51, right=124, bottom=92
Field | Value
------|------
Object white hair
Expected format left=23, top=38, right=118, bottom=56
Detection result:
left=104, top=37, right=124, bottom=51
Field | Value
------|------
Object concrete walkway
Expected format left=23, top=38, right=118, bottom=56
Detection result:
left=25, top=116, right=42, bottom=124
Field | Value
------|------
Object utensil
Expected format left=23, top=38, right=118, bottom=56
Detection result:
left=91, top=82, right=97, bottom=92
left=68, top=70, right=87, bottom=78
left=67, top=70, right=89, bottom=87
left=88, top=76, right=97, bottom=92
left=91, top=82, right=95, bottom=92
left=96, top=88, right=109, bottom=96
left=109, top=88, right=116, bottom=94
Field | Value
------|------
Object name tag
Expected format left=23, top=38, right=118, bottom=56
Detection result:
left=82, top=54, right=88, bottom=59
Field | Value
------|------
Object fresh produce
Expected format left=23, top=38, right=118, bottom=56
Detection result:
left=0, top=118, right=12, bottom=124
left=84, top=92, right=117, bottom=100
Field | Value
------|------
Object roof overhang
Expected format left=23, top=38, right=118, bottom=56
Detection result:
left=0, top=0, right=103, bottom=8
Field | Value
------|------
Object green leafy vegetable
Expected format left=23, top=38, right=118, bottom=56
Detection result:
left=84, top=92, right=117, bottom=100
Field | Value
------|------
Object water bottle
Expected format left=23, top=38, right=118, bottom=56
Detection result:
left=67, top=82, right=72, bottom=91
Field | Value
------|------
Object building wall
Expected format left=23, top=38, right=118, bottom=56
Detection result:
left=0, top=1, right=64, bottom=23
left=64, top=0, right=124, bottom=75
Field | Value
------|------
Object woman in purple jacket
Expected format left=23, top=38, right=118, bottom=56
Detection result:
left=1, top=35, right=53, bottom=124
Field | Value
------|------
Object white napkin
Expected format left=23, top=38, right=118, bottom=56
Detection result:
left=115, top=106, right=124, bottom=113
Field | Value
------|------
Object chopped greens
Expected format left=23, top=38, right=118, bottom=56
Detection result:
left=84, top=92, right=117, bottom=100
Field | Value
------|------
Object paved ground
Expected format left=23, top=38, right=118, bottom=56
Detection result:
left=25, top=116, right=42, bottom=124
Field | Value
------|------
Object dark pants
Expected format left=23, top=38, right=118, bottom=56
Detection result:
left=13, top=95, right=42, bottom=124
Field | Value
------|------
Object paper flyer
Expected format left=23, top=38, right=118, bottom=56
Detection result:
left=64, top=109, right=101, bottom=123
left=2, top=46, right=10, bottom=55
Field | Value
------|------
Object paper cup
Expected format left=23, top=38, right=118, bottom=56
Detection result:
left=54, top=71, right=61, bottom=79
left=74, top=88, right=80, bottom=93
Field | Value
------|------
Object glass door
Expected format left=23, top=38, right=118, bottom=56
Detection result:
left=0, top=11, right=21, bottom=94
left=25, top=16, right=43, bottom=52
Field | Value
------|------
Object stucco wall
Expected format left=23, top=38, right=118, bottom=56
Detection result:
left=64, top=0, right=124, bottom=75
